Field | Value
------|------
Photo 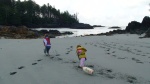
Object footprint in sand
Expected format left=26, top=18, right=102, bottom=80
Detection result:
left=50, top=57, right=54, bottom=59
left=65, top=60, right=77, bottom=64
left=106, top=53, right=110, bottom=55
left=37, top=59, right=43, bottom=62
left=65, top=46, right=74, bottom=55
left=18, top=66, right=25, bottom=69
left=32, top=63, right=37, bottom=65
left=65, top=51, right=70, bottom=54
left=66, top=52, right=69, bottom=54
left=97, top=69, right=114, bottom=79
left=117, top=57, right=127, bottom=59
left=112, top=51, right=115, bottom=53
left=106, top=49, right=110, bottom=51
left=66, top=48, right=70, bottom=50
left=136, top=61, right=143, bottom=64
left=71, top=61, right=77, bottom=63
left=56, top=54, right=60, bottom=56
left=137, top=50, right=142, bottom=52
left=112, top=55, right=117, bottom=57
left=136, top=54, right=141, bottom=55
left=106, top=69, right=112, bottom=73
left=141, top=55, right=146, bottom=56
left=10, top=72, right=17, bottom=75
left=94, top=45, right=97, bottom=47
left=132, top=58, right=143, bottom=64
left=57, top=57, right=62, bottom=61
left=126, top=76, right=137, bottom=83
left=146, top=53, right=150, bottom=54
left=70, top=46, right=73, bottom=48
left=49, top=56, right=63, bottom=61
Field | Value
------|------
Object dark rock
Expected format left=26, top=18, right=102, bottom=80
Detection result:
left=144, top=28, right=150, bottom=37
left=96, top=29, right=127, bottom=36
left=61, top=31, right=73, bottom=35
left=125, top=16, right=150, bottom=35
left=92, top=25, right=105, bottom=27
left=71, top=23, right=93, bottom=29
left=0, top=26, right=40, bottom=39
left=109, top=26, right=121, bottom=29
left=125, top=21, right=141, bottom=33
left=39, top=30, right=49, bottom=34
left=26, top=31, right=37, bottom=38
left=141, top=16, right=150, bottom=28
left=49, top=30, right=61, bottom=35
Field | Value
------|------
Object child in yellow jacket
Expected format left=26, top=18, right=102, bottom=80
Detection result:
left=76, top=45, right=87, bottom=68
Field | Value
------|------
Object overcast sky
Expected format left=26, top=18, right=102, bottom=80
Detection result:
left=30, top=0, right=149, bottom=26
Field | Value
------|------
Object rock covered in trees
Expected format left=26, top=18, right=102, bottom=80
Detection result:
left=49, top=30, right=61, bottom=35
left=71, top=23, right=93, bottom=29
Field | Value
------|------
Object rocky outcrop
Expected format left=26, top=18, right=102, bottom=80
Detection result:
left=125, top=21, right=142, bottom=33
left=141, top=16, right=150, bottom=28
left=144, top=28, right=150, bottom=38
left=71, top=23, right=93, bottom=29
left=0, top=26, right=38, bottom=39
left=125, top=16, right=150, bottom=35
left=0, top=26, right=74, bottom=39
left=97, top=29, right=127, bottom=36
left=92, top=25, right=105, bottom=27
left=109, top=26, right=121, bottom=29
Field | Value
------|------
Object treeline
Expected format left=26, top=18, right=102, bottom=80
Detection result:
left=0, top=0, right=79, bottom=28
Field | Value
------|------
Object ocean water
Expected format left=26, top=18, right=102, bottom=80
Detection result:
left=33, top=26, right=126, bottom=38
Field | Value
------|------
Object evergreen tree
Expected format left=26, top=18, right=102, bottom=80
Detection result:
left=0, top=0, right=79, bottom=27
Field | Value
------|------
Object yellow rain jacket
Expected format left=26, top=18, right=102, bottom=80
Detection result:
left=76, top=47, right=87, bottom=59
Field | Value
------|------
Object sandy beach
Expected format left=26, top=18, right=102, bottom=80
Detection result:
left=0, top=34, right=150, bottom=84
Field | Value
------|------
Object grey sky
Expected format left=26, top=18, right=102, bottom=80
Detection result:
left=30, top=0, right=149, bottom=26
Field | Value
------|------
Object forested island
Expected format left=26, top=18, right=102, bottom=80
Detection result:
left=0, top=0, right=93, bottom=29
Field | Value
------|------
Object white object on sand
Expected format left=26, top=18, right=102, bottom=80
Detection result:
left=82, top=67, right=94, bottom=75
